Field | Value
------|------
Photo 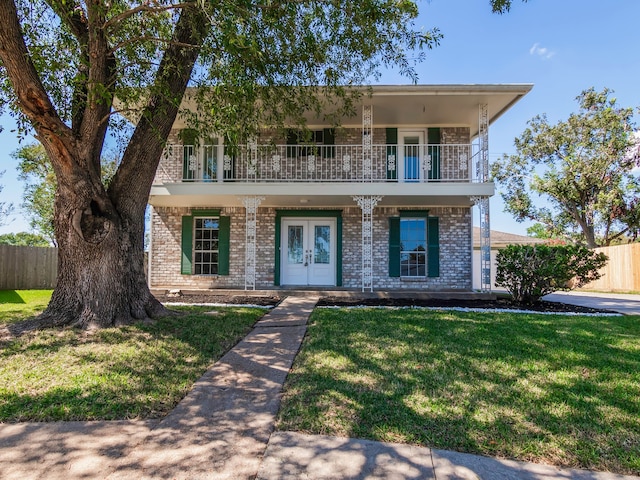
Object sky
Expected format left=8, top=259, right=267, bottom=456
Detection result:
left=1, top=0, right=639, bottom=236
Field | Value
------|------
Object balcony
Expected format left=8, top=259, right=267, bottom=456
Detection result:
left=156, top=143, right=486, bottom=184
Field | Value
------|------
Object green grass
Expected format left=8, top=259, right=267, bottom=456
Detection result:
left=0, top=305, right=265, bottom=421
left=277, top=308, right=640, bottom=475
left=0, top=290, right=53, bottom=325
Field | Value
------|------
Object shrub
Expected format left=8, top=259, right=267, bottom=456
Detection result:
left=495, top=244, right=608, bottom=304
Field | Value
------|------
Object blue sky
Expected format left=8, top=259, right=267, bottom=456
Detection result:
left=1, top=0, right=639, bottom=236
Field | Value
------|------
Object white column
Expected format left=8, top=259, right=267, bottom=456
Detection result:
left=471, top=196, right=491, bottom=292
left=217, top=142, right=224, bottom=183
left=353, top=195, right=382, bottom=292
left=241, top=196, right=265, bottom=290
left=247, top=137, right=258, bottom=178
left=478, top=103, right=489, bottom=182
left=362, top=105, right=373, bottom=181
left=477, top=104, right=491, bottom=292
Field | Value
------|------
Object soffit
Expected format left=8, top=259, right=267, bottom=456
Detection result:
left=305, top=84, right=533, bottom=137
left=175, top=84, right=533, bottom=137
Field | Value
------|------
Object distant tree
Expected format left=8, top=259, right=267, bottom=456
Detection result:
left=0, top=171, right=14, bottom=226
left=491, top=88, right=640, bottom=248
left=526, top=223, right=554, bottom=239
left=0, top=232, right=50, bottom=247
left=13, top=144, right=56, bottom=244
left=14, top=143, right=117, bottom=246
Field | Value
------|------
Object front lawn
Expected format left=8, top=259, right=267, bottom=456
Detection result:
left=0, top=290, right=53, bottom=325
left=277, top=308, right=640, bottom=475
left=0, top=305, right=264, bottom=421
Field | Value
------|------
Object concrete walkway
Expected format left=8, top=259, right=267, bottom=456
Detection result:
left=1, top=295, right=639, bottom=479
left=543, top=291, right=640, bottom=315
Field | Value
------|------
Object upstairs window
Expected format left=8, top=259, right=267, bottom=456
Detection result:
left=286, top=129, right=335, bottom=158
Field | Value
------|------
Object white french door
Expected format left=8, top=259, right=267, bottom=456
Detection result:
left=399, top=130, right=425, bottom=182
left=281, top=218, right=336, bottom=286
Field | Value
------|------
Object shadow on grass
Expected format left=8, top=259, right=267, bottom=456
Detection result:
left=0, top=290, right=26, bottom=304
left=0, top=306, right=266, bottom=421
left=278, top=308, right=640, bottom=475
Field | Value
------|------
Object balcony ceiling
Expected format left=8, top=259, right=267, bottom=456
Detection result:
left=176, top=84, right=533, bottom=138
left=149, top=182, right=495, bottom=208
left=352, top=85, right=533, bottom=137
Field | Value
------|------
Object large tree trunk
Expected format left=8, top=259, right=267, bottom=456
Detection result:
left=0, top=0, right=209, bottom=329
left=38, top=168, right=166, bottom=329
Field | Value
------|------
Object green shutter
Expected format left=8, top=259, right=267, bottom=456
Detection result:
left=286, top=129, right=298, bottom=157
left=183, top=148, right=188, bottom=181
left=218, top=216, right=230, bottom=275
left=323, top=128, right=335, bottom=158
left=427, top=128, right=441, bottom=180
left=386, top=128, right=398, bottom=180
left=427, top=216, right=440, bottom=277
left=181, top=216, right=193, bottom=275
left=180, top=131, right=198, bottom=181
left=223, top=145, right=235, bottom=180
left=386, top=128, right=398, bottom=144
left=389, top=217, right=400, bottom=277
left=178, top=128, right=198, bottom=145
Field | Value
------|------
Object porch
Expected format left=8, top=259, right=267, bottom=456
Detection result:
left=150, top=288, right=497, bottom=301
left=156, top=142, right=482, bottom=184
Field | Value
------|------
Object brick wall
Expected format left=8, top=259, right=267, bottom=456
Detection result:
left=150, top=205, right=472, bottom=291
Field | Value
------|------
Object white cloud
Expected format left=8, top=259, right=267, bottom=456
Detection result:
left=529, top=43, right=556, bottom=59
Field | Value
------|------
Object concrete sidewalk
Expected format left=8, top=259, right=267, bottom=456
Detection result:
left=1, top=295, right=638, bottom=479
left=0, top=295, right=314, bottom=480
left=258, top=431, right=639, bottom=480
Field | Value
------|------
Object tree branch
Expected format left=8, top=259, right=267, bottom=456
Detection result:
left=109, top=3, right=209, bottom=218
left=46, top=0, right=89, bottom=42
left=0, top=0, right=74, bottom=172
left=110, top=35, right=202, bottom=55
left=74, top=0, right=118, bottom=177
left=46, top=0, right=91, bottom=136
left=103, top=2, right=192, bottom=30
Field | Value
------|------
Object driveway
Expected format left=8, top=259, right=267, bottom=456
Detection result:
left=543, top=291, right=640, bottom=315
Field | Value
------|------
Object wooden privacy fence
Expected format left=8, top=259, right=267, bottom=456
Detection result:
left=580, top=243, right=640, bottom=292
left=0, top=245, right=57, bottom=290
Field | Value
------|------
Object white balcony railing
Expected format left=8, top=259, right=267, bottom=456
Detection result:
left=156, top=143, right=483, bottom=184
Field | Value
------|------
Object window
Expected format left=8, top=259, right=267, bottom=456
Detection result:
left=193, top=217, right=219, bottom=275
left=286, top=128, right=335, bottom=158
left=181, top=212, right=230, bottom=275
left=389, top=214, right=439, bottom=278
left=400, top=218, right=426, bottom=277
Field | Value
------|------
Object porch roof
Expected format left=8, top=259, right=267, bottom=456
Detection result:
left=149, top=181, right=494, bottom=208
left=175, top=84, right=533, bottom=137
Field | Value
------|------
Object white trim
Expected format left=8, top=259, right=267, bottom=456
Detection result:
left=280, top=217, right=337, bottom=286
left=147, top=206, right=153, bottom=288
left=398, top=129, right=426, bottom=183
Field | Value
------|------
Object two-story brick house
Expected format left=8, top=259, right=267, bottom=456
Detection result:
left=148, top=84, right=532, bottom=292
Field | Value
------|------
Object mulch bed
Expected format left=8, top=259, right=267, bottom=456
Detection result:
left=156, top=294, right=283, bottom=307
left=158, top=293, right=616, bottom=314
left=317, top=296, right=616, bottom=314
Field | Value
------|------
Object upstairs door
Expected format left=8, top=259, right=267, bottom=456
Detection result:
left=399, top=130, right=425, bottom=182
left=281, top=218, right=336, bottom=286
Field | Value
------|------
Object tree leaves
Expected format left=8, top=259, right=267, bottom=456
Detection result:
left=0, top=171, right=14, bottom=227
left=491, top=88, right=640, bottom=247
